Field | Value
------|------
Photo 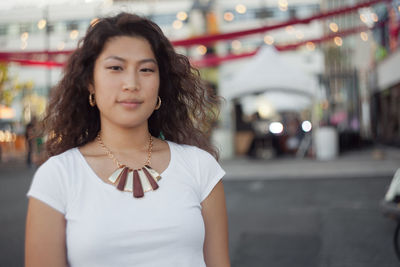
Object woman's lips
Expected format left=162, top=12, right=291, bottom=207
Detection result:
left=118, top=100, right=143, bottom=109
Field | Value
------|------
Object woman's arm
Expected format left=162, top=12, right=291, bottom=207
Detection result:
left=25, top=197, right=68, bottom=267
left=201, top=180, right=231, bottom=267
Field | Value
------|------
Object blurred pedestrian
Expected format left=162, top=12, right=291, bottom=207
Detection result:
left=25, top=13, right=230, bottom=267
left=25, top=117, right=36, bottom=167
left=388, top=6, right=400, bottom=52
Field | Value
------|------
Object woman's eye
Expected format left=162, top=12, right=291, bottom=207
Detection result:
left=140, top=68, right=155, bottom=73
left=107, top=66, right=122, bottom=71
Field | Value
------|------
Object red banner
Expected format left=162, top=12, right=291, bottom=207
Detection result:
left=192, top=24, right=376, bottom=67
left=172, top=0, right=389, bottom=47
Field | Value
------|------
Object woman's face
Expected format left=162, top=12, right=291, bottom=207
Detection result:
left=91, top=35, right=160, bottom=130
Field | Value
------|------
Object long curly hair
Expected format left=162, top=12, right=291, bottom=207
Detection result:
left=40, top=12, right=220, bottom=159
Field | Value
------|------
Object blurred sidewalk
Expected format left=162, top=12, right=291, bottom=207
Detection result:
left=221, top=145, right=400, bottom=180
left=1, top=144, right=399, bottom=181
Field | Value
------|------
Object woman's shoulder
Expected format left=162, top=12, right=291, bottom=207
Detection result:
left=48, top=147, right=79, bottom=162
left=29, top=148, right=80, bottom=214
left=39, top=147, right=80, bottom=171
left=167, top=140, right=206, bottom=155
left=166, top=140, right=217, bottom=165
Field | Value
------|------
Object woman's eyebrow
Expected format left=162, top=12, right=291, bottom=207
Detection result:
left=104, top=55, right=126, bottom=62
left=139, top=58, right=157, bottom=64
left=104, top=56, right=157, bottom=65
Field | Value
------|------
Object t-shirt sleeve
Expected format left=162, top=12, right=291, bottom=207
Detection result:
left=27, top=157, right=67, bottom=214
left=195, top=148, right=226, bottom=202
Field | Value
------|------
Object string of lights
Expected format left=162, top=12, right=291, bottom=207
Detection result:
left=0, top=0, right=391, bottom=68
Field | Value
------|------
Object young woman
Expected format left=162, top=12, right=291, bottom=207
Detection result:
left=25, top=12, right=230, bottom=267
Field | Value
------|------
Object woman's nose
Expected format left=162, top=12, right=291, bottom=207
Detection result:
left=122, top=73, right=139, bottom=91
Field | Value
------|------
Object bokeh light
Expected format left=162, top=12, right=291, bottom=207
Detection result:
left=269, top=122, right=284, bottom=134
left=69, top=30, right=79, bottom=40
left=176, top=11, right=187, bottom=21
left=37, top=19, right=46, bottom=30
left=306, top=42, right=315, bottom=50
left=264, top=35, right=274, bottom=45
left=172, top=20, right=183, bottom=29
left=235, top=4, right=246, bottom=14
left=20, top=32, right=28, bottom=41
left=301, top=121, right=312, bottom=132
left=334, top=36, right=343, bottom=46
left=360, top=32, right=368, bottom=41
left=231, top=40, right=242, bottom=50
left=329, top=22, right=338, bottom=32
left=57, top=42, right=65, bottom=51
left=196, top=45, right=207, bottom=55
left=224, top=12, right=234, bottom=22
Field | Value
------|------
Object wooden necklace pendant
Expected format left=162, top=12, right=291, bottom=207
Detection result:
left=108, top=165, right=161, bottom=198
left=97, top=133, right=161, bottom=198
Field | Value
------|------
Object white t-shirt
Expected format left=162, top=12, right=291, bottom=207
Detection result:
left=27, top=141, right=225, bottom=267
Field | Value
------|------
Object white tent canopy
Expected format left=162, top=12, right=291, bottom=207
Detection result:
left=220, top=45, right=318, bottom=104
left=215, top=46, right=321, bottom=159
left=239, top=92, right=312, bottom=120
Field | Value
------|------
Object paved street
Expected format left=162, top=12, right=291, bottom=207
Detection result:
left=226, top=177, right=397, bottom=267
left=222, top=146, right=400, bottom=266
left=0, top=161, right=35, bottom=267
left=0, top=146, right=399, bottom=267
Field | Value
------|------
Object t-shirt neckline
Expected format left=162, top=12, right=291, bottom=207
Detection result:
left=74, top=140, right=174, bottom=189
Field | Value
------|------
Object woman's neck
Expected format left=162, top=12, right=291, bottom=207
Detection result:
left=98, top=123, right=150, bottom=153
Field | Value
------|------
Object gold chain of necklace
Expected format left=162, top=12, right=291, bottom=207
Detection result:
left=96, top=133, right=153, bottom=169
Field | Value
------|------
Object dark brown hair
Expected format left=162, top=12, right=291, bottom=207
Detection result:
left=41, top=12, right=220, bottom=159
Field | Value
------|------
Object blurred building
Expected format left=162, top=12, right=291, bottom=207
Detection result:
left=369, top=0, right=400, bottom=147
left=316, top=0, right=400, bottom=151
left=320, top=0, right=375, bottom=151
left=0, top=0, right=397, bottom=160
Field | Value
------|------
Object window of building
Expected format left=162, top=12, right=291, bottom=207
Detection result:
left=66, top=21, right=79, bottom=31
left=19, top=23, right=31, bottom=34
left=289, top=8, right=297, bottom=19
left=296, top=4, right=320, bottom=18
left=46, top=23, right=54, bottom=34
left=0, top=24, right=8, bottom=36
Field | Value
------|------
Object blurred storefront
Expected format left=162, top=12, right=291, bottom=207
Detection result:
left=314, top=0, right=400, bottom=152
left=320, top=0, right=373, bottom=152
left=370, top=0, right=400, bottom=146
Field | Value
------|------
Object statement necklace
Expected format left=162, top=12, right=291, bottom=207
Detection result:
left=96, top=133, right=161, bottom=198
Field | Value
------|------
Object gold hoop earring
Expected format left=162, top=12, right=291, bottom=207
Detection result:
left=155, top=96, right=161, bottom=110
left=89, top=93, right=96, bottom=107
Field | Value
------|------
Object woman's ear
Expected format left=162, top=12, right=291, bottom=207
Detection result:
left=88, top=83, right=95, bottom=94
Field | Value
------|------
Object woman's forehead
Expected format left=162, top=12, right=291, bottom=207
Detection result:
left=99, top=36, right=156, bottom=61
